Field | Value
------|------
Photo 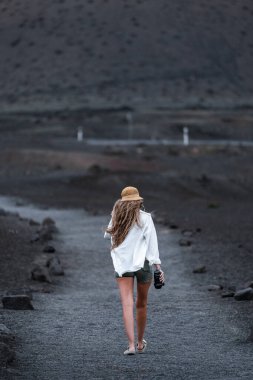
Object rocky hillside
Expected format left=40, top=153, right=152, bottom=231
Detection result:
left=0, top=0, right=253, bottom=111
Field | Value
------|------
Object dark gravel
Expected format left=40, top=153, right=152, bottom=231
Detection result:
left=0, top=201, right=253, bottom=379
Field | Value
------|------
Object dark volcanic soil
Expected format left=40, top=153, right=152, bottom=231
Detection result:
left=0, top=0, right=253, bottom=110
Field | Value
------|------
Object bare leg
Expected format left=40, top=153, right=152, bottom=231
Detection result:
left=116, top=277, right=135, bottom=350
left=136, top=281, right=151, bottom=349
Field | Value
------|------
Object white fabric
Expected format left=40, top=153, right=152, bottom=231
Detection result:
left=104, top=210, right=161, bottom=277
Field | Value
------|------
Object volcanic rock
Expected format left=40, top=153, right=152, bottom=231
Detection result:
left=234, top=287, right=253, bottom=301
left=193, top=266, right=207, bottom=273
left=207, top=284, right=223, bottom=291
left=43, top=245, right=56, bottom=253
left=46, top=256, right=64, bottom=275
left=31, top=265, right=52, bottom=283
left=179, top=239, right=192, bottom=247
left=5, top=287, right=33, bottom=300
left=2, top=295, right=34, bottom=310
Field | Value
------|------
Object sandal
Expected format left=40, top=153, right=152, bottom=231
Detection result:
left=137, top=339, right=147, bottom=353
left=123, top=347, right=136, bottom=355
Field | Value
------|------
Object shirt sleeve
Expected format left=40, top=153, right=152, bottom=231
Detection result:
left=104, top=217, right=112, bottom=239
left=143, top=215, right=161, bottom=265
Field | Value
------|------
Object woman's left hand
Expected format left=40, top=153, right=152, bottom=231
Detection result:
left=159, top=270, right=165, bottom=284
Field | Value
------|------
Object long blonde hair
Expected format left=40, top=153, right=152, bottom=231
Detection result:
left=106, top=199, right=143, bottom=250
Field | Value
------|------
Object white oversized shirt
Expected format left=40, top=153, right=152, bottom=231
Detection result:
left=104, top=209, right=161, bottom=277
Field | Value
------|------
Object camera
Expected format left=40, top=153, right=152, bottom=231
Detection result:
left=154, top=270, right=165, bottom=289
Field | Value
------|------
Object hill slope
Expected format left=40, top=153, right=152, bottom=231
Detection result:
left=0, top=0, right=253, bottom=111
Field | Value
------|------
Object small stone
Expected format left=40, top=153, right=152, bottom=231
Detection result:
left=46, top=256, right=64, bottom=275
left=208, top=202, right=220, bottom=209
left=196, top=227, right=202, bottom=233
left=40, top=287, right=52, bottom=293
left=2, top=295, right=34, bottom=310
left=0, top=342, right=15, bottom=366
left=182, top=229, right=194, bottom=237
left=179, top=239, right=192, bottom=247
left=19, top=216, right=28, bottom=222
left=42, top=217, right=56, bottom=226
left=221, top=291, right=235, bottom=298
left=38, top=227, right=53, bottom=242
left=31, top=265, right=52, bottom=283
left=5, top=287, right=33, bottom=300
left=40, top=218, right=58, bottom=235
left=30, top=234, right=40, bottom=243
left=193, top=266, right=206, bottom=273
left=234, top=287, right=253, bottom=301
left=207, top=284, right=223, bottom=291
left=29, top=219, right=40, bottom=226
left=43, top=245, right=56, bottom=253
left=169, top=224, right=179, bottom=229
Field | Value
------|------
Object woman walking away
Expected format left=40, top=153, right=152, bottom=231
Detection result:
left=104, top=186, right=164, bottom=355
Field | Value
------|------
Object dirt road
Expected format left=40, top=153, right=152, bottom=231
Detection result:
left=0, top=196, right=252, bottom=379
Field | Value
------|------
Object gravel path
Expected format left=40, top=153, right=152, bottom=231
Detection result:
left=1, top=196, right=253, bottom=380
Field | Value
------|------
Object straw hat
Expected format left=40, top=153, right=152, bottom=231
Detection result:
left=121, top=186, right=143, bottom=201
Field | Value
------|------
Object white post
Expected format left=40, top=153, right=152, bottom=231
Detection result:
left=183, top=126, right=189, bottom=146
left=77, top=126, right=83, bottom=142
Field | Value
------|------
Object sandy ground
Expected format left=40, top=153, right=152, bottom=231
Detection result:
left=0, top=117, right=253, bottom=378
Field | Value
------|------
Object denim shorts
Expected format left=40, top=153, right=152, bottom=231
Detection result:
left=115, top=259, right=153, bottom=283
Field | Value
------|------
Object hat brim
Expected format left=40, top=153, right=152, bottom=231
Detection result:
left=121, top=195, right=143, bottom=201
